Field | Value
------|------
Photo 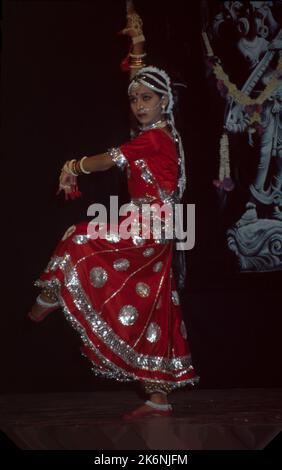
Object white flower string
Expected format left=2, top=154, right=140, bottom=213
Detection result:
left=219, top=132, right=230, bottom=181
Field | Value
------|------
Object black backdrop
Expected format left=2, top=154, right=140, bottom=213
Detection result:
left=1, top=0, right=281, bottom=393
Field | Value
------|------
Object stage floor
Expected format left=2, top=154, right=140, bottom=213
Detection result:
left=1, top=388, right=281, bottom=450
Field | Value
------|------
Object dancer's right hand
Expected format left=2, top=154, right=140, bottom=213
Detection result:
left=119, top=0, right=144, bottom=40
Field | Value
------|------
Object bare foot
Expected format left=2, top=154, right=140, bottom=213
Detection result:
left=123, top=402, right=172, bottom=420
left=129, top=403, right=156, bottom=416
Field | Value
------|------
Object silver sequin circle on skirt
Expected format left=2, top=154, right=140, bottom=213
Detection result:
left=90, top=267, right=108, bottom=288
left=143, top=247, right=155, bottom=257
left=146, top=322, right=161, bottom=343
left=118, top=305, right=138, bottom=326
left=113, top=258, right=130, bottom=271
left=135, top=282, right=150, bottom=298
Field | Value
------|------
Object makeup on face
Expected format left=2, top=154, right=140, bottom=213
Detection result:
left=129, top=84, right=164, bottom=126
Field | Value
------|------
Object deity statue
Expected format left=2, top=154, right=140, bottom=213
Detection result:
left=203, top=0, right=282, bottom=271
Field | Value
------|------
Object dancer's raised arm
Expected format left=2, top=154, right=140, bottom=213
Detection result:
left=120, top=0, right=147, bottom=79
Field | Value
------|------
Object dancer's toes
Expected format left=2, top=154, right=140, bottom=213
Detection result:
left=122, top=401, right=172, bottom=420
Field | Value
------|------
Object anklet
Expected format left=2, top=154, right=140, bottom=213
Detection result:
left=145, top=400, right=172, bottom=411
left=36, top=295, right=59, bottom=308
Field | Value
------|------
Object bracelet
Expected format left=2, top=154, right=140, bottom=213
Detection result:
left=71, top=160, right=79, bottom=175
left=129, top=62, right=146, bottom=67
left=132, top=34, right=145, bottom=45
left=129, top=53, right=146, bottom=68
left=62, top=159, right=77, bottom=175
left=129, top=64, right=146, bottom=69
left=62, top=156, right=92, bottom=176
left=129, top=52, right=147, bottom=58
left=70, top=159, right=80, bottom=176
left=80, top=156, right=91, bottom=174
left=129, top=56, right=146, bottom=63
left=73, top=160, right=82, bottom=176
left=129, top=59, right=146, bottom=64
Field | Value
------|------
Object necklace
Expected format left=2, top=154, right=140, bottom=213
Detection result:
left=139, top=119, right=168, bottom=132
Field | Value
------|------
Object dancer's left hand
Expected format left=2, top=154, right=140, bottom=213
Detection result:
left=57, top=171, right=81, bottom=200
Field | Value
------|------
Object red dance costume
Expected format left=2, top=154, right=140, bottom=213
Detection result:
left=36, top=128, right=199, bottom=392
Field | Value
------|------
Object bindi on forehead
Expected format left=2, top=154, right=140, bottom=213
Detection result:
left=129, top=90, right=154, bottom=97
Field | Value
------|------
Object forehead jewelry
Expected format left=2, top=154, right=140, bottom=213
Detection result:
left=131, top=80, right=140, bottom=91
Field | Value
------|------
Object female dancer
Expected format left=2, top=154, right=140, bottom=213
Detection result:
left=28, top=4, right=199, bottom=419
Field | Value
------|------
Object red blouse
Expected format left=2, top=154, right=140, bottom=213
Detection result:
left=119, top=129, right=178, bottom=201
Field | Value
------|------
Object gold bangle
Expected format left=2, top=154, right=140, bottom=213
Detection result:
left=129, top=59, right=146, bottom=66
left=129, top=63, right=146, bottom=69
left=129, top=52, right=147, bottom=58
left=71, top=160, right=80, bottom=176
left=63, top=159, right=77, bottom=175
left=130, top=58, right=145, bottom=63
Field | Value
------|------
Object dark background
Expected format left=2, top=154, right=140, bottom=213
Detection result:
left=1, top=0, right=281, bottom=393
